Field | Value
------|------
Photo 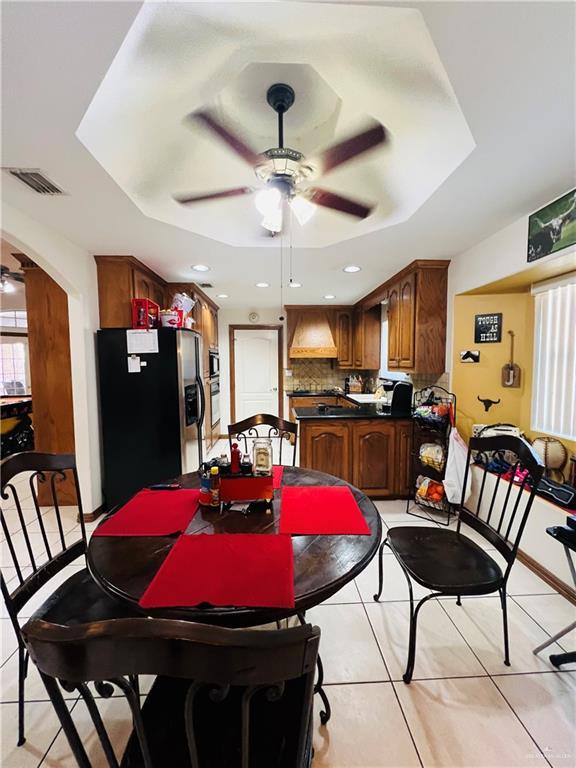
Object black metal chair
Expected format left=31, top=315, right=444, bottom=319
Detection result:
left=228, top=414, right=298, bottom=466
left=22, top=615, right=320, bottom=768
left=0, top=451, right=140, bottom=746
left=374, top=435, right=544, bottom=683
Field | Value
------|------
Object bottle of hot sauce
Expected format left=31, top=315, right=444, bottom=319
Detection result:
left=230, top=442, right=241, bottom=474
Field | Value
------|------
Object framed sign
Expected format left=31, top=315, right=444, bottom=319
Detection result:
left=474, top=313, right=502, bottom=343
left=528, top=188, right=576, bottom=262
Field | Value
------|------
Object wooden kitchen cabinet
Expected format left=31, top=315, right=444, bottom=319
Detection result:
left=387, top=272, right=415, bottom=369
left=298, top=417, right=412, bottom=498
left=209, top=306, right=218, bottom=349
left=336, top=309, right=354, bottom=368
left=385, top=262, right=448, bottom=374
left=95, top=258, right=219, bottom=337
left=353, top=305, right=381, bottom=370
left=300, top=422, right=351, bottom=483
left=285, top=305, right=380, bottom=370
left=386, top=283, right=400, bottom=366
left=395, top=420, right=413, bottom=497
left=351, top=421, right=396, bottom=496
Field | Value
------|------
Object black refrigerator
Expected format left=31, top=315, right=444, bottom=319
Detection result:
left=97, top=328, right=205, bottom=510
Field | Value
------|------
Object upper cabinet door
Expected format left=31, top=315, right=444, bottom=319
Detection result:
left=398, top=272, right=416, bottom=368
left=387, top=283, right=400, bottom=369
left=210, top=307, right=218, bottom=350
left=151, top=282, right=166, bottom=310
left=336, top=310, right=353, bottom=368
left=133, top=270, right=151, bottom=300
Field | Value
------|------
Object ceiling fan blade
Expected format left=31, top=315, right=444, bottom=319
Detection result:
left=174, top=186, right=253, bottom=205
left=315, top=123, right=387, bottom=175
left=0, top=266, right=24, bottom=282
left=308, top=188, right=373, bottom=219
left=189, top=109, right=262, bottom=166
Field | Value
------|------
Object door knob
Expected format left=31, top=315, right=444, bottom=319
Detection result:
left=271, top=387, right=278, bottom=391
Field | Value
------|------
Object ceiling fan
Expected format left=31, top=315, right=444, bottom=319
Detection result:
left=174, top=83, right=388, bottom=233
left=0, top=264, right=24, bottom=294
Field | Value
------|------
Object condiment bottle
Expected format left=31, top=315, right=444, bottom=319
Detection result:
left=240, top=454, right=253, bottom=475
left=253, top=437, right=273, bottom=476
left=209, top=466, right=220, bottom=508
left=230, top=442, right=241, bottom=474
left=219, top=453, right=231, bottom=475
left=199, top=464, right=211, bottom=507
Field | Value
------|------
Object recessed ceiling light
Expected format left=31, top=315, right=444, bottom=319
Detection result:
left=343, top=265, right=361, bottom=273
left=324, top=294, right=336, bottom=299
left=192, top=264, right=210, bottom=272
left=217, top=293, right=229, bottom=298
left=289, top=282, right=302, bottom=288
left=255, top=282, right=269, bottom=288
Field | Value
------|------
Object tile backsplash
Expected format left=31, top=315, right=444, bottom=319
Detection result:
left=286, top=359, right=377, bottom=392
left=286, top=359, right=450, bottom=394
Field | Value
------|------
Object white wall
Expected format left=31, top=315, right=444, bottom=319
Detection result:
left=447, top=212, right=576, bottom=374
left=2, top=203, right=102, bottom=515
left=217, top=307, right=287, bottom=432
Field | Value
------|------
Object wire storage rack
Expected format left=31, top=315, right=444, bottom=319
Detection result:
left=407, top=385, right=457, bottom=526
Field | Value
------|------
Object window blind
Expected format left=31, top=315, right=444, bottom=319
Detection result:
left=531, top=273, right=576, bottom=440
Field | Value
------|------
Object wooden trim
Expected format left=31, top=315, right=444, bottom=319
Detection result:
left=517, top=548, right=576, bottom=605
left=229, top=325, right=284, bottom=424
left=358, top=259, right=452, bottom=310
left=82, top=504, right=105, bottom=523
left=0, top=330, right=28, bottom=338
left=94, top=255, right=219, bottom=311
left=94, top=255, right=168, bottom=287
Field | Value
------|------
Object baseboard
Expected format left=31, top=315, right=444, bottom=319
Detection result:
left=81, top=503, right=105, bottom=523
left=517, top=547, right=576, bottom=605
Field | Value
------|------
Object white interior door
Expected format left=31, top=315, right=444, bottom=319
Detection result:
left=234, top=328, right=279, bottom=422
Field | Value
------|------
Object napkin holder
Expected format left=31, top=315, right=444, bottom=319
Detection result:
left=220, top=475, right=274, bottom=503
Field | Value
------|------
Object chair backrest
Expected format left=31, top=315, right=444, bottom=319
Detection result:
left=0, top=452, right=86, bottom=636
left=23, top=616, right=320, bottom=768
left=459, top=435, right=544, bottom=573
left=228, top=413, right=298, bottom=466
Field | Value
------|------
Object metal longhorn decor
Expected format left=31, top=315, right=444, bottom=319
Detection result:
left=474, top=313, right=502, bottom=344
left=501, top=330, right=521, bottom=388
left=477, top=396, right=501, bottom=412
left=460, top=350, right=480, bottom=363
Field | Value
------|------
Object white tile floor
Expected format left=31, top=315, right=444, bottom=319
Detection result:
left=1, top=477, right=575, bottom=767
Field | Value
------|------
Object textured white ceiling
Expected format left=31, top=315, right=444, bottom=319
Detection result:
left=76, top=3, right=475, bottom=247
left=1, top=1, right=574, bottom=308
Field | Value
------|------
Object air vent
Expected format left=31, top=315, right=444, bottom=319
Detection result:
left=3, top=168, right=65, bottom=195
left=199, top=282, right=213, bottom=288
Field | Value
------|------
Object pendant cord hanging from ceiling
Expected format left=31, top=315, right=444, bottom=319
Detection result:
left=279, top=203, right=284, bottom=319
left=289, top=204, right=294, bottom=286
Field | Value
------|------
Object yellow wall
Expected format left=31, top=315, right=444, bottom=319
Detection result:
left=451, top=292, right=575, bottom=458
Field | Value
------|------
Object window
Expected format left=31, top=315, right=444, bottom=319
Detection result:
left=0, top=341, right=28, bottom=395
left=0, top=310, right=27, bottom=328
left=531, top=273, right=576, bottom=440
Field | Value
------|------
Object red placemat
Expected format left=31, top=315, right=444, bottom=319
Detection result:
left=139, top=533, right=294, bottom=609
left=273, top=465, right=284, bottom=488
left=93, top=489, right=200, bottom=537
left=279, top=486, right=370, bottom=535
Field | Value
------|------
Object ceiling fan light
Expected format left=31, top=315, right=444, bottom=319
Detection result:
left=290, top=195, right=316, bottom=226
left=261, top=209, right=283, bottom=233
left=255, top=187, right=282, bottom=217
left=0, top=278, right=15, bottom=294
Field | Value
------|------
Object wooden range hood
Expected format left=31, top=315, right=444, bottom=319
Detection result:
left=288, top=309, right=338, bottom=358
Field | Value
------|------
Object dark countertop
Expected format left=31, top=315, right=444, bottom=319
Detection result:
left=293, top=404, right=412, bottom=420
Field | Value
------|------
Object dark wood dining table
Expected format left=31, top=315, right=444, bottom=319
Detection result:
left=87, top=466, right=382, bottom=628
